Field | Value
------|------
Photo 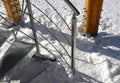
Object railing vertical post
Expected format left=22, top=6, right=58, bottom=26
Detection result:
left=83, top=0, right=104, bottom=36
left=26, top=0, right=40, bottom=54
left=71, top=12, right=77, bottom=75
left=64, top=0, right=80, bottom=76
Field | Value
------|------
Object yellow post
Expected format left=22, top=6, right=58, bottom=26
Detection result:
left=3, top=0, right=22, bottom=23
left=84, top=0, right=103, bottom=36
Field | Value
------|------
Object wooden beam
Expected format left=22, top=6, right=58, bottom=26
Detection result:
left=3, top=0, right=22, bottom=23
left=84, top=0, right=103, bottom=35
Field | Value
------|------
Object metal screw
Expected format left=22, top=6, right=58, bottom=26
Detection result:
left=101, top=9, right=103, bottom=11
left=14, top=0, right=18, bottom=3
left=10, top=0, right=14, bottom=5
left=14, top=13, right=17, bottom=17
left=83, top=15, right=86, bottom=17
left=82, top=21, right=85, bottom=23
left=18, top=11, right=22, bottom=16
left=12, top=7, right=16, bottom=11
left=84, top=10, right=87, bottom=12
left=84, top=17, right=87, bottom=20
left=16, top=6, right=21, bottom=10
left=83, top=8, right=86, bottom=10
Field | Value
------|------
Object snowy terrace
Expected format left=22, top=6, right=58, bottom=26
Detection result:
left=0, top=0, right=120, bottom=83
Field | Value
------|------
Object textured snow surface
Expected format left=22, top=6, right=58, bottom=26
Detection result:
left=0, top=0, right=120, bottom=83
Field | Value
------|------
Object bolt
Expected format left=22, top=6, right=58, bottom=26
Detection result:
left=10, top=0, right=14, bottom=5
left=12, top=7, right=16, bottom=11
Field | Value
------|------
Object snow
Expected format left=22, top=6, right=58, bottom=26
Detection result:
left=0, top=0, right=120, bottom=83
left=0, top=34, right=15, bottom=60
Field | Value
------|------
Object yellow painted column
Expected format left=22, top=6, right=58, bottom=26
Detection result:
left=3, top=0, right=22, bottom=23
left=84, top=0, right=103, bottom=35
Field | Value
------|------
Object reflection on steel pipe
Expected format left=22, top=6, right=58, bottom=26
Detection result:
left=71, top=12, right=77, bottom=75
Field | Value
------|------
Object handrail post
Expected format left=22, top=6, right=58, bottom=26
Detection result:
left=64, top=0, right=80, bottom=76
left=71, top=12, right=77, bottom=75
left=26, top=0, right=40, bottom=54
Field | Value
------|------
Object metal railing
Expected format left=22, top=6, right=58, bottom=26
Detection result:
left=0, top=0, right=80, bottom=78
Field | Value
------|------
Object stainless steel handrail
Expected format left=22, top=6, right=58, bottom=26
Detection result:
left=64, top=0, right=80, bottom=16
